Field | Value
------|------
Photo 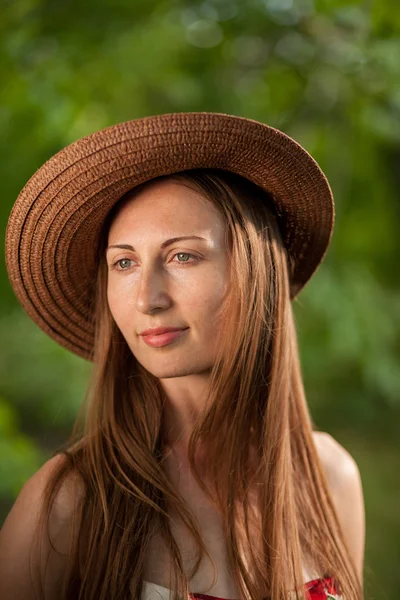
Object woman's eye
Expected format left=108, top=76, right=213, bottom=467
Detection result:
left=114, top=258, right=133, bottom=270
left=172, top=252, right=199, bottom=265
left=111, top=252, right=199, bottom=272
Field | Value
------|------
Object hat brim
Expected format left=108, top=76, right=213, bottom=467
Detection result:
left=5, top=112, right=334, bottom=361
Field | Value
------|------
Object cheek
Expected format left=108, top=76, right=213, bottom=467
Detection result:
left=106, top=284, right=130, bottom=329
left=189, top=275, right=228, bottom=327
left=107, top=276, right=136, bottom=305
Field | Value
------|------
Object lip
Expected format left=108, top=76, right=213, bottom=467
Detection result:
left=140, top=327, right=186, bottom=336
left=141, top=328, right=189, bottom=348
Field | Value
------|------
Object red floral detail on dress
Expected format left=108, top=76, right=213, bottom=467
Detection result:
left=304, top=576, right=342, bottom=599
left=189, top=576, right=342, bottom=600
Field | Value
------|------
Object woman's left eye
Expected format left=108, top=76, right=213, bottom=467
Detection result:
left=171, top=252, right=199, bottom=265
left=111, top=252, right=199, bottom=271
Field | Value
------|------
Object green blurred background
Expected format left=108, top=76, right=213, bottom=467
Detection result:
left=1, top=0, right=399, bottom=598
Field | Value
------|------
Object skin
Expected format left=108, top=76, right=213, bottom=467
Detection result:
left=106, top=178, right=231, bottom=451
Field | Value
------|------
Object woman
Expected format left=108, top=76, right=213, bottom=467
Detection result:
left=0, top=113, right=364, bottom=600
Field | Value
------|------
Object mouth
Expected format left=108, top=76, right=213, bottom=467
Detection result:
left=141, top=328, right=189, bottom=348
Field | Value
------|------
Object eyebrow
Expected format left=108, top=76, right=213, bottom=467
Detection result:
left=106, top=236, right=208, bottom=253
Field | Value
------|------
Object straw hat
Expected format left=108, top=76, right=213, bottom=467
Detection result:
left=5, top=112, right=335, bottom=361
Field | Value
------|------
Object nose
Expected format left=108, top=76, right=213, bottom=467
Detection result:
left=135, top=266, right=172, bottom=314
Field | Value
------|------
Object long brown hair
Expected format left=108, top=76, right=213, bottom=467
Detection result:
left=33, top=169, right=362, bottom=600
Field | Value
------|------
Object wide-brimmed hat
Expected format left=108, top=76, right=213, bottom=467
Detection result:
left=5, top=111, right=334, bottom=362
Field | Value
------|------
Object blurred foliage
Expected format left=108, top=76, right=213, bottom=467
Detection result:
left=1, top=0, right=399, bottom=597
left=0, top=395, right=45, bottom=497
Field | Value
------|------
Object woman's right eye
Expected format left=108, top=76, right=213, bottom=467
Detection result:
left=111, top=258, right=133, bottom=271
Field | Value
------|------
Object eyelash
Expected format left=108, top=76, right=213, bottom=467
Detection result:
left=110, top=252, right=200, bottom=272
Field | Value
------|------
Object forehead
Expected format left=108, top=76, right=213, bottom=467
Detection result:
left=107, top=179, right=225, bottom=238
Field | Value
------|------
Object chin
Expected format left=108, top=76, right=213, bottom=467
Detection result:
left=152, top=366, right=195, bottom=379
left=140, top=361, right=203, bottom=379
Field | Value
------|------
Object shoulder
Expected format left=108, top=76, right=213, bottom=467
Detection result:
left=22, top=452, right=83, bottom=531
left=1, top=453, right=80, bottom=534
left=312, top=431, right=365, bottom=581
left=313, top=431, right=358, bottom=480
left=0, top=454, right=82, bottom=600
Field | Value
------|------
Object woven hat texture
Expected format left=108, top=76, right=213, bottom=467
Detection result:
left=5, top=111, right=335, bottom=361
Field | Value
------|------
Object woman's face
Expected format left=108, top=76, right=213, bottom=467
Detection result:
left=106, top=178, right=230, bottom=379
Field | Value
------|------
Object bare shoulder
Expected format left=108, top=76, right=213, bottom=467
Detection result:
left=312, top=431, right=365, bottom=582
left=312, top=431, right=359, bottom=483
left=2, top=453, right=81, bottom=531
left=21, top=453, right=83, bottom=528
left=0, top=454, right=83, bottom=600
